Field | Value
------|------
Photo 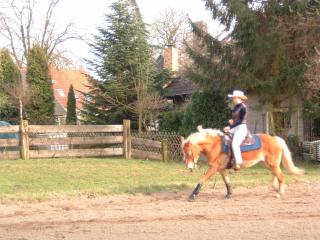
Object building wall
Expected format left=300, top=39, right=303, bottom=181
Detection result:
left=245, top=96, right=266, bottom=134
left=245, top=95, right=304, bottom=140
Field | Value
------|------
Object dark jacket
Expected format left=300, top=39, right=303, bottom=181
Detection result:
left=229, top=103, right=247, bottom=129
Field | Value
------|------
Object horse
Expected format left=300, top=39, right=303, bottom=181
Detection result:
left=181, top=126, right=304, bottom=201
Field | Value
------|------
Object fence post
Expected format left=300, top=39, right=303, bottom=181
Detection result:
left=162, top=140, right=168, bottom=162
left=265, top=111, right=269, bottom=135
left=123, top=120, right=131, bottom=159
left=20, top=120, right=29, bottom=160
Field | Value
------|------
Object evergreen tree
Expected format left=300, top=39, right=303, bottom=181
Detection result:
left=66, top=84, right=77, bottom=125
left=187, top=0, right=320, bottom=135
left=25, top=45, right=54, bottom=124
left=180, top=91, right=229, bottom=136
left=0, top=49, right=21, bottom=123
left=82, top=0, right=155, bottom=131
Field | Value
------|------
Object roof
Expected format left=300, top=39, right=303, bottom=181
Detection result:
left=163, top=76, right=199, bottom=97
left=54, top=100, right=66, bottom=116
left=50, top=66, right=91, bottom=115
left=156, top=55, right=164, bottom=70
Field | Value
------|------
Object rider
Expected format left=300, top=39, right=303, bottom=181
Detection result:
left=223, top=90, right=248, bottom=170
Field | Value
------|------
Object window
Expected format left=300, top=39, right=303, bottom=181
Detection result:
left=57, top=89, right=65, bottom=97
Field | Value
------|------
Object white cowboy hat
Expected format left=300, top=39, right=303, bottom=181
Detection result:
left=227, top=90, right=247, bottom=100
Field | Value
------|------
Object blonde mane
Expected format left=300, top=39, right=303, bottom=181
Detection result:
left=182, top=126, right=223, bottom=146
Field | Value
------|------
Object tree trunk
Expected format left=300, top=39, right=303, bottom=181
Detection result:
left=19, top=98, right=23, bottom=121
left=138, top=107, right=143, bottom=134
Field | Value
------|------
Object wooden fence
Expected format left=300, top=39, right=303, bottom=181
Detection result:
left=132, top=131, right=181, bottom=161
left=131, top=137, right=168, bottom=161
left=0, top=120, right=170, bottom=161
left=0, top=124, right=20, bottom=160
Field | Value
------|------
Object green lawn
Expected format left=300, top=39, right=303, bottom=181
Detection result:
left=0, top=158, right=319, bottom=202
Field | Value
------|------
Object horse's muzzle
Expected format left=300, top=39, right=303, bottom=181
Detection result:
left=187, top=162, right=194, bottom=172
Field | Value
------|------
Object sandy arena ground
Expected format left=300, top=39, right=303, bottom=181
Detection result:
left=0, top=181, right=319, bottom=240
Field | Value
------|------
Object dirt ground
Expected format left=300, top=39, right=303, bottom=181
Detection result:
left=0, top=181, right=319, bottom=240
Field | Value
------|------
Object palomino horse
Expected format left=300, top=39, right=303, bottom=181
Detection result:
left=181, top=126, right=304, bottom=201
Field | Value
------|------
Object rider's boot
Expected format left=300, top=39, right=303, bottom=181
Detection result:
left=233, top=163, right=241, bottom=171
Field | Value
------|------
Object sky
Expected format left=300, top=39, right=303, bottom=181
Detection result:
left=0, top=0, right=222, bottom=67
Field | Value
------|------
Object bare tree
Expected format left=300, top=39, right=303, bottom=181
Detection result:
left=0, top=0, right=81, bottom=68
left=99, top=72, right=167, bottom=133
left=140, top=93, right=168, bottom=131
left=150, top=8, right=190, bottom=48
left=4, top=73, right=30, bottom=121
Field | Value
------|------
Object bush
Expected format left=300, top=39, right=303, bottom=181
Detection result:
left=159, top=110, right=184, bottom=132
left=287, top=134, right=301, bottom=160
left=179, top=91, right=229, bottom=136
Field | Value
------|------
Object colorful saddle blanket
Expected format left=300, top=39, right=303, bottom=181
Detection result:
left=222, top=134, right=261, bottom=154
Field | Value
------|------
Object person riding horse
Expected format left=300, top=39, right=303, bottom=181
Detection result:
left=223, top=90, right=248, bottom=170
left=182, top=90, right=304, bottom=200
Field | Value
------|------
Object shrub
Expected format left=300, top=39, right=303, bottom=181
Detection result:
left=179, top=91, right=229, bottom=136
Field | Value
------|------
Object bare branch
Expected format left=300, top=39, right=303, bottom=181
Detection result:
left=41, top=0, right=60, bottom=48
left=0, top=0, right=83, bottom=66
left=150, top=8, right=190, bottom=47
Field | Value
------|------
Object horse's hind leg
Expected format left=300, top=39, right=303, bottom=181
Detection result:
left=272, top=173, right=279, bottom=192
left=219, top=169, right=232, bottom=199
left=271, top=166, right=284, bottom=195
left=265, top=152, right=284, bottom=196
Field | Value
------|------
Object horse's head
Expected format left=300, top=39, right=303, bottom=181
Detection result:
left=181, top=126, right=224, bottom=171
left=181, top=139, right=201, bottom=172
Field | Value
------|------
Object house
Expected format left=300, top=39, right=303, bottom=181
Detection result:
left=159, top=22, right=319, bottom=141
left=50, top=65, right=91, bottom=125
left=158, top=22, right=208, bottom=105
left=160, top=44, right=199, bottom=105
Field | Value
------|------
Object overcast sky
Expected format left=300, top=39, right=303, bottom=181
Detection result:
left=1, top=0, right=222, bottom=67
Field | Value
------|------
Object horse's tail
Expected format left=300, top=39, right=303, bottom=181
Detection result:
left=275, top=136, right=304, bottom=175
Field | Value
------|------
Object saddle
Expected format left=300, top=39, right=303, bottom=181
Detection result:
left=222, top=132, right=261, bottom=169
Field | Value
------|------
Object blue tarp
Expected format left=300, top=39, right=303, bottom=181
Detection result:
left=0, top=121, right=18, bottom=139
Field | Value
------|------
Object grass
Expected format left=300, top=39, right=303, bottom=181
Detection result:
left=0, top=158, right=319, bottom=202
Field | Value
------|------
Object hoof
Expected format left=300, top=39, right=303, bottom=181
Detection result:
left=188, top=194, right=196, bottom=202
left=275, top=193, right=281, bottom=198
left=225, top=194, right=232, bottom=199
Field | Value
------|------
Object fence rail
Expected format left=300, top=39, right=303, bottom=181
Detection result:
left=0, top=126, right=19, bottom=133
left=0, top=138, right=19, bottom=147
left=28, top=125, right=124, bottom=133
left=29, top=148, right=124, bottom=159
left=29, top=136, right=124, bottom=146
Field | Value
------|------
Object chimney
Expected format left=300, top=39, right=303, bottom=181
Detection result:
left=194, top=21, right=208, bottom=33
left=163, top=44, right=179, bottom=73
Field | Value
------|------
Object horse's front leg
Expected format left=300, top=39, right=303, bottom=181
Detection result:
left=188, top=164, right=218, bottom=201
left=219, top=169, right=232, bottom=199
